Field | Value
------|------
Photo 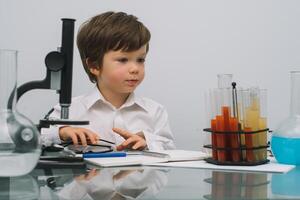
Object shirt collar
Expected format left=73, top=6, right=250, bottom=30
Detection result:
left=82, top=86, right=103, bottom=109
left=82, top=86, right=149, bottom=112
left=120, top=92, right=148, bottom=112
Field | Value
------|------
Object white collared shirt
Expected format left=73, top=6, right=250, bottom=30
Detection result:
left=41, top=87, right=175, bottom=150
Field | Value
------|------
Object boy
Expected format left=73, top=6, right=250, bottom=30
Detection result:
left=42, top=11, right=175, bottom=151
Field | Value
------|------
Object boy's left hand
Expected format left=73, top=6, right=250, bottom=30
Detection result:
left=112, top=128, right=147, bottom=151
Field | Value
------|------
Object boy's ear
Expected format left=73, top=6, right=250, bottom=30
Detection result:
left=86, top=58, right=101, bottom=76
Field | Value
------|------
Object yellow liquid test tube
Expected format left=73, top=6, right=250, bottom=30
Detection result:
left=244, top=95, right=261, bottom=162
left=245, top=108, right=260, bottom=161
left=258, top=118, right=267, bottom=160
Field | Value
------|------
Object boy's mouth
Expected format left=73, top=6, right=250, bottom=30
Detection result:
left=125, top=79, right=139, bottom=86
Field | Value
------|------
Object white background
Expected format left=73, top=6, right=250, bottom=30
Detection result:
left=1, top=0, right=300, bottom=149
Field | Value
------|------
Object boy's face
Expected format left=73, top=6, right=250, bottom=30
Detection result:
left=90, top=45, right=147, bottom=96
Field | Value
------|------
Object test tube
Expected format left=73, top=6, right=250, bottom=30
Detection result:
left=258, top=89, right=268, bottom=161
left=241, top=88, right=260, bottom=162
left=216, top=88, right=232, bottom=162
left=236, top=89, right=246, bottom=160
left=209, top=88, right=227, bottom=162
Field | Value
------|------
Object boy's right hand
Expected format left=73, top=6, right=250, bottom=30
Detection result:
left=59, top=126, right=99, bottom=146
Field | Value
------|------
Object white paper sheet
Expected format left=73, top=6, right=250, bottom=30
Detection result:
left=145, top=157, right=295, bottom=173
left=152, top=150, right=209, bottom=161
left=84, top=150, right=208, bottom=167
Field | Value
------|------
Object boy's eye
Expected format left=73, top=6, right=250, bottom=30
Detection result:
left=117, top=58, right=128, bottom=63
left=137, top=58, right=146, bottom=63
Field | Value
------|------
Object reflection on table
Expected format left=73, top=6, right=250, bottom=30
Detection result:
left=56, top=168, right=169, bottom=200
left=271, top=167, right=300, bottom=199
left=1, top=165, right=300, bottom=199
left=204, top=171, right=268, bottom=200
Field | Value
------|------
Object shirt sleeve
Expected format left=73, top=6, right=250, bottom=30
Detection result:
left=143, top=106, right=176, bottom=151
left=40, top=105, right=63, bottom=145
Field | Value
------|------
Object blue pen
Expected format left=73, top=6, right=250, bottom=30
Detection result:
left=83, top=152, right=127, bottom=158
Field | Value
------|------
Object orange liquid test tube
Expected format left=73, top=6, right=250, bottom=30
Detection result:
left=211, top=119, right=218, bottom=160
left=216, top=115, right=226, bottom=162
left=230, top=117, right=241, bottom=162
left=222, top=106, right=231, bottom=161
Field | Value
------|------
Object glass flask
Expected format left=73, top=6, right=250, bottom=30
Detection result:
left=0, top=49, right=41, bottom=176
left=271, top=71, right=300, bottom=165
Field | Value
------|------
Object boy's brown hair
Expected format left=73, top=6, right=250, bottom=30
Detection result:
left=77, top=11, right=151, bottom=83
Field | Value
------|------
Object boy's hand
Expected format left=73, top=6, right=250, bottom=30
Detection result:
left=112, top=128, right=147, bottom=151
left=59, top=126, right=99, bottom=146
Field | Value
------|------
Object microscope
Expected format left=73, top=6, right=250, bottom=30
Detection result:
left=9, top=18, right=89, bottom=130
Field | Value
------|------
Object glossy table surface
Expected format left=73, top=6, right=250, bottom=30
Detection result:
left=1, top=162, right=300, bottom=200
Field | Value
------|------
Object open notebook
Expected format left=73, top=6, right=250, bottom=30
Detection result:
left=84, top=150, right=209, bottom=167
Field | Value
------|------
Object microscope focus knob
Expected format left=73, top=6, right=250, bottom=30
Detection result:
left=45, top=51, right=65, bottom=72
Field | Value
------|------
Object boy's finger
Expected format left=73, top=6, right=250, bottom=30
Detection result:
left=132, top=140, right=145, bottom=150
left=117, top=138, right=137, bottom=151
left=86, top=134, right=96, bottom=144
left=112, top=128, right=132, bottom=139
left=70, top=133, right=78, bottom=145
left=95, top=134, right=100, bottom=140
left=77, top=132, right=87, bottom=146
left=122, top=137, right=137, bottom=147
left=123, top=137, right=141, bottom=146
left=84, top=130, right=98, bottom=144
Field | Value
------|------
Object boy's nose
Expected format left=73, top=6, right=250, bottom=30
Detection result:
left=129, top=63, right=139, bottom=74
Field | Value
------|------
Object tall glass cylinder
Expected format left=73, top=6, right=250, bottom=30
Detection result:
left=218, top=74, right=233, bottom=88
left=271, top=71, right=300, bottom=165
left=0, top=49, right=41, bottom=176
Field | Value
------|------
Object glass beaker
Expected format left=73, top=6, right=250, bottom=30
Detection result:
left=271, top=71, right=300, bottom=165
left=0, top=49, right=41, bottom=176
left=208, top=74, right=234, bottom=161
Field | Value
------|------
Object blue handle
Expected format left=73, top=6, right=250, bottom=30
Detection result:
left=83, top=152, right=127, bottom=158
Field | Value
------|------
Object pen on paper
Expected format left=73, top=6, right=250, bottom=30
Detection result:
left=83, top=152, right=127, bottom=158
